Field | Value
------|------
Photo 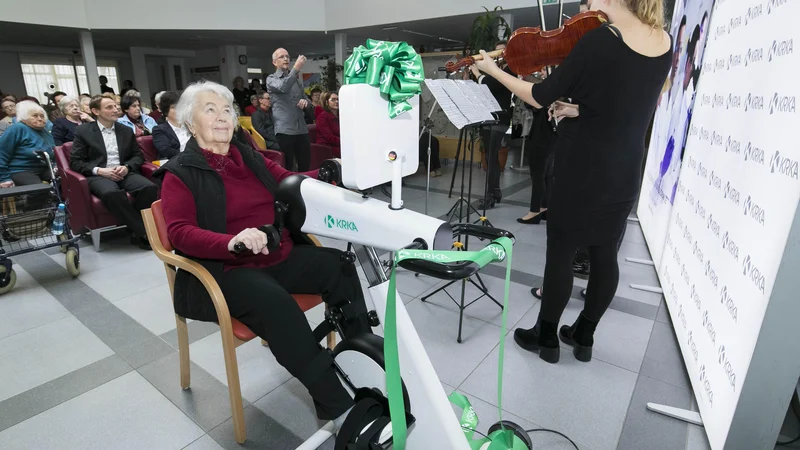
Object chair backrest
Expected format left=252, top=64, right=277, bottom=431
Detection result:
left=137, top=136, right=158, bottom=162
left=239, top=122, right=267, bottom=150
left=307, top=124, right=317, bottom=143
left=149, top=200, right=174, bottom=252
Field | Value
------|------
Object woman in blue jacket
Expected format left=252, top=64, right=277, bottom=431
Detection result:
left=117, top=95, right=157, bottom=137
left=0, top=100, right=55, bottom=187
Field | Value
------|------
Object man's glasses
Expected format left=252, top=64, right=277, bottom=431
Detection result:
left=275, top=55, right=290, bottom=60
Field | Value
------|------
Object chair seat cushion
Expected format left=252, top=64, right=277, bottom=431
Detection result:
left=230, top=294, right=323, bottom=342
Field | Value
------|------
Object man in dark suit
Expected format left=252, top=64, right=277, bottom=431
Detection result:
left=251, top=91, right=280, bottom=150
left=70, top=94, right=158, bottom=250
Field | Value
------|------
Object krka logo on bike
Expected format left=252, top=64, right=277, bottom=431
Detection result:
left=325, top=214, right=359, bottom=232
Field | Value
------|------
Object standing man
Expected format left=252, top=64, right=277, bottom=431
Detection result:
left=470, top=41, right=515, bottom=209
left=70, top=94, right=158, bottom=250
left=251, top=91, right=280, bottom=150
left=267, top=48, right=312, bottom=171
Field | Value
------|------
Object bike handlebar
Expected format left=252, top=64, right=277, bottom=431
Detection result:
left=232, top=225, right=282, bottom=255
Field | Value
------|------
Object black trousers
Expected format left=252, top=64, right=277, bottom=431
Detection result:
left=480, top=127, right=504, bottom=197
left=219, top=245, right=371, bottom=420
left=276, top=133, right=311, bottom=172
left=11, top=166, right=53, bottom=210
left=528, top=144, right=554, bottom=212
left=88, top=172, right=158, bottom=237
left=419, top=132, right=441, bottom=171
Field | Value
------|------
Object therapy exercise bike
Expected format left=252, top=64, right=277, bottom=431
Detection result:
left=236, top=84, right=533, bottom=450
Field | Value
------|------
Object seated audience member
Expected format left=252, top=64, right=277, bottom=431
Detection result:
left=232, top=76, right=251, bottom=112
left=70, top=94, right=158, bottom=250
left=316, top=91, right=340, bottom=157
left=52, top=95, right=95, bottom=146
left=119, top=80, right=135, bottom=98
left=118, top=95, right=157, bottom=137
left=79, top=94, right=92, bottom=115
left=0, top=101, right=55, bottom=187
left=152, top=92, right=189, bottom=159
left=251, top=92, right=280, bottom=150
left=153, top=80, right=371, bottom=431
left=14, top=97, right=54, bottom=132
left=46, top=91, right=67, bottom=121
left=0, top=99, right=15, bottom=137
left=244, top=94, right=258, bottom=116
left=99, top=76, right=115, bottom=94
left=419, top=130, right=442, bottom=177
left=309, top=87, right=323, bottom=120
left=150, top=91, right=166, bottom=123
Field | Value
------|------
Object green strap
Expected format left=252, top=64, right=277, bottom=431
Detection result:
left=386, top=237, right=521, bottom=449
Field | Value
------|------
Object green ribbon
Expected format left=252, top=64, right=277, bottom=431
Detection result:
left=385, top=236, right=521, bottom=449
left=343, top=38, right=424, bottom=118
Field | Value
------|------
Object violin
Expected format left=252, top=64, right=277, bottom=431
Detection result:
left=445, top=10, right=609, bottom=76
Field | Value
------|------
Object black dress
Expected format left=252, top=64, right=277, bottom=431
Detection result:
left=531, top=25, right=672, bottom=246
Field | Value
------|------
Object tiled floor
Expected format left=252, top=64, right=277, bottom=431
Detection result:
left=1, top=154, right=798, bottom=450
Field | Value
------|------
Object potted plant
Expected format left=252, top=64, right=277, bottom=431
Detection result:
left=468, top=6, right=511, bottom=53
left=321, top=59, right=343, bottom=92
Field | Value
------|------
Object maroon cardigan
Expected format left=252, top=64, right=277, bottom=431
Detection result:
left=316, top=110, right=340, bottom=157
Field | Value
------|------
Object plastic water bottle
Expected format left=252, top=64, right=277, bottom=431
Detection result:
left=51, top=203, right=66, bottom=236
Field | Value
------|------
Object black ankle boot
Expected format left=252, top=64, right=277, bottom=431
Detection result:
left=513, top=319, right=560, bottom=364
left=559, top=313, right=598, bottom=362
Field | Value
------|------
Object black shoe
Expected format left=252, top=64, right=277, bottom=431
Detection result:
left=580, top=288, right=587, bottom=300
left=478, top=196, right=496, bottom=209
left=131, top=236, right=151, bottom=251
left=513, top=319, right=560, bottom=363
left=573, top=261, right=590, bottom=280
left=530, top=287, right=543, bottom=300
left=559, top=313, right=598, bottom=362
left=492, top=189, right=502, bottom=204
left=517, top=210, right=546, bottom=224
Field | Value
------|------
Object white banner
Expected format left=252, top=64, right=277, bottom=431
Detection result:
left=659, top=0, right=799, bottom=448
left=638, top=0, right=714, bottom=263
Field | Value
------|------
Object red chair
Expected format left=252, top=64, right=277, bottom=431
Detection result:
left=310, top=143, right=333, bottom=171
left=55, top=143, right=135, bottom=251
left=307, top=124, right=317, bottom=143
left=135, top=136, right=162, bottom=180
left=239, top=128, right=285, bottom=168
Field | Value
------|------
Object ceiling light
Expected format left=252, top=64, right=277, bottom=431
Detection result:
left=381, top=26, right=398, bottom=30
left=438, top=37, right=463, bottom=43
left=402, top=30, right=436, bottom=38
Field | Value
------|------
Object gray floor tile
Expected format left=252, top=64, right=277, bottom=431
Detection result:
left=189, top=332, right=293, bottom=403
left=139, top=351, right=247, bottom=432
left=421, top=274, right=535, bottom=329
left=687, top=423, right=712, bottom=450
left=405, top=298, right=504, bottom=387
left=115, top=332, right=176, bottom=369
left=253, top=378, right=327, bottom=440
left=460, top=333, right=638, bottom=450
left=656, top=298, right=671, bottom=324
left=113, top=282, right=177, bottom=336
left=393, top=268, right=445, bottom=299
left=616, top=375, right=691, bottom=450
left=639, top=321, right=691, bottom=391
left=557, top=301, right=654, bottom=373
left=0, top=278, right=70, bottom=340
left=161, top=320, right=223, bottom=350
left=0, top=355, right=131, bottom=432
left=0, top=315, right=113, bottom=402
left=48, top=237, right=156, bottom=274
left=208, top=404, right=304, bottom=450
left=0, top=371, right=204, bottom=450
left=183, top=435, right=225, bottom=450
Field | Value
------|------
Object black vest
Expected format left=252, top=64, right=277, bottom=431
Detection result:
left=152, top=137, right=279, bottom=322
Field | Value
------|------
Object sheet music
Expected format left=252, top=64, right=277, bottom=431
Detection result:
left=424, top=79, right=470, bottom=129
left=440, top=80, right=490, bottom=124
left=478, top=84, right=503, bottom=112
left=454, top=80, right=497, bottom=120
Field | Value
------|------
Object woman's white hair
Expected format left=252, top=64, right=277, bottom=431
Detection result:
left=175, top=80, right=238, bottom=132
left=15, top=100, right=45, bottom=122
left=58, top=95, right=79, bottom=113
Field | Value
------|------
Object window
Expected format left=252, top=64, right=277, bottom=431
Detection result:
left=247, top=68, right=262, bottom=74
left=20, top=58, right=120, bottom=104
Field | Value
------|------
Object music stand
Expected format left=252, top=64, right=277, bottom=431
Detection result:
left=419, top=78, right=506, bottom=343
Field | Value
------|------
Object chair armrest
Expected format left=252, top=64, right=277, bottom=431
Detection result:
left=141, top=162, right=159, bottom=181
left=60, top=166, right=93, bottom=230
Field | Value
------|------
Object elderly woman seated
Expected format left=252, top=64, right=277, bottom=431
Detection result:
left=0, top=100, right=54, bottom=187
left=118, top=95, right=157, bottom=137
left=51, top=95, right=95, bottom=146
left=153, top=81, right=371, bottom=429
left=0, top=98, right=15, bottom=137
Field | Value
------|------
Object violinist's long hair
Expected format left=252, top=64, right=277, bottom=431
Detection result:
left=625, top=0, right=666, bottom=29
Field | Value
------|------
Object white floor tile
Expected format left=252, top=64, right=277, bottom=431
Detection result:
left=182, top=435, right=225, bottom=450
left=460, top=333, right=638, bottom=450
left=405, top=299, right=505, bottom=387
left=78, top=254, right=169, bottom=301
left=48, top=239, right=157, bottom=274
left=0, top=371, right=203, bottom=450
left=0, top=269, right=70, bottom=340
left=113, top=283, right=178, bottom=336
left=253, top=378, right=326, bottom=440
left=0, top=316, right=113, bottom=402
left=189, top=331, right=292, bottom=403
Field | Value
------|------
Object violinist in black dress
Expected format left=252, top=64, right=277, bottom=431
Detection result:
left=472, top=0, right=673, bottom=363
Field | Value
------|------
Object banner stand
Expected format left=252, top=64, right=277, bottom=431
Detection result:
left=625, top=257, right=655, bottom=266
left=630, top=284, right=663, bottom=294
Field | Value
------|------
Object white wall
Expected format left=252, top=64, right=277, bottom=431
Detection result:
left=1, top=0, right=89, bottom=28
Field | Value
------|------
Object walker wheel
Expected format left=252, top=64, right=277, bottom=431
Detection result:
left=0, top=266, right=17, bottom=294
left=487, top=420, right=533, bottom=450
left=66, top=248, right=80, bottom=277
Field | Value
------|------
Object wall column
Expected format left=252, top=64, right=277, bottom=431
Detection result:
left=499, top=13, right=513, bottom=41
left=79, top=30, right=100, bottom=94
left=129, top=47, right=151, bottom=104
left=219, top=45, right=248, bottom=90
left=334, top=33, right=347, bottom=85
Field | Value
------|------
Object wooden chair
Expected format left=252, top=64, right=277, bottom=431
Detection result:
left=238, top=117, right=268, bottom=150
left=142, top=200, right=336, bottom=444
